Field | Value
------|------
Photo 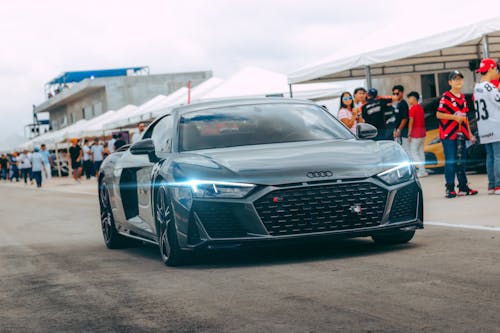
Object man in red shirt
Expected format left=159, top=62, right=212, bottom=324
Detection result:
left=407, top=91, right=428, bottom=178
left=436, top=70, right=478, bottom=198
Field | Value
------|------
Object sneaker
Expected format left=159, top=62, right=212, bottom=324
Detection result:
left=445, top=189, right=457, bottom=198
left=458, top=186, right=478, bottom=196
left=489, top=188, right=495, bottom=195
left=495, top=187, right=500, bottom=195
left=417, top=171, right=429, bottom=178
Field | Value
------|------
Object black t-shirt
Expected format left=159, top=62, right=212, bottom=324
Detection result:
left=392, top=99, right=409, bottom=138
left=0, top=157, right=8, bottom=169
left=69, top=145, right=82, bottom=163
left=362, top=98, right=390, bottom=130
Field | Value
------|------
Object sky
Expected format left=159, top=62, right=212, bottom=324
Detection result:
left=0, top=0, right=497, bottom=150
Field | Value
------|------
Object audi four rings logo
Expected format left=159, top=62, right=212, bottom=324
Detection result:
left=306, top=170, right=333, bottom=178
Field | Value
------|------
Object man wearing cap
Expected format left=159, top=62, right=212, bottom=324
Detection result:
left=473, top=58, right=500, bottom=195
left=436, top=70, right=478, bottom=198
left=361, top=88, right=393, bottom=141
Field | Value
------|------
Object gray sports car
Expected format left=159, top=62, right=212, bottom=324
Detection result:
left=98, top=98, right=423, bottom=266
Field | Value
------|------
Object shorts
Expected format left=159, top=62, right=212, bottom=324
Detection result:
left=71, top=161, right=81, bottom=169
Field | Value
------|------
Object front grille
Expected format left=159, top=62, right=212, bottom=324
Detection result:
left=389, top=183, right=419, bottom=222
left=254, top=182, right=388, bottom=236
left=192, top=201, right=247, bottom=238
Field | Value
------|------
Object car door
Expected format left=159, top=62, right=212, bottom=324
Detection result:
left=137, top=114, right=174, bottom=234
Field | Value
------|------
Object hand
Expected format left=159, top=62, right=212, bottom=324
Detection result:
left=352, top=108, right=359, bottom=116
left=407, top=136, right=412, bottom=143
left=470, top=135, right=477, bottom=145
left=393, top=129, right=400, bottom=138
left=455, top=115, right=466, bottom=124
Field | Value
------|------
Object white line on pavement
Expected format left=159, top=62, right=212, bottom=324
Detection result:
left=426, top=221, right=500, bottom=232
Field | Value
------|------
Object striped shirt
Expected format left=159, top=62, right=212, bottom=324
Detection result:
left=437, top=91, right=471, bottom=140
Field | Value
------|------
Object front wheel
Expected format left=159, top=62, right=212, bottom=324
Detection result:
left=156, top=187, right=186, bottom=266
left=371, top=229, right=415, bottom=245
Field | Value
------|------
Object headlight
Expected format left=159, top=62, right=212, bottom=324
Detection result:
left=429, top=137, right=441, bottom=145
left=377, top=162, right=414, bottom=185
left=169, top=180, right=256, bottom=199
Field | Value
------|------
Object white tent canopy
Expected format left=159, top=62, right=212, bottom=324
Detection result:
left=288, top=16, right=500, bottom=84
left=106, top=95, right=167, bottom=129
left=202, top=66, right=346, bottom=100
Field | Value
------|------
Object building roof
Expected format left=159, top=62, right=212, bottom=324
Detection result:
left=47, top=66, right=148, bottom=85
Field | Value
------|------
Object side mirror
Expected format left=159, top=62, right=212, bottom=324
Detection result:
left=356, top=123, right=378, bottom=139
left=130, top=139, right=155, bottom=155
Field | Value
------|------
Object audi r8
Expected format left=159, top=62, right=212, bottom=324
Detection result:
left=98, top=98, right=423, bottom=266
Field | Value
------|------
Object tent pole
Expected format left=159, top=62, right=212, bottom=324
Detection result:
left=55, top=143, right=62, bottom=177
left=482, top=35, right=490, bottom=58
left=365, top=66, right=372, bottom=89
left=289, top=84, right=293, bottom=98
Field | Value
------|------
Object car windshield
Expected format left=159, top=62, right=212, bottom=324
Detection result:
left=179, top=103, right=354, bottom=151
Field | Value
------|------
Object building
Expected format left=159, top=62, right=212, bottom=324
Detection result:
left=34, top=66, right=212, bottom=130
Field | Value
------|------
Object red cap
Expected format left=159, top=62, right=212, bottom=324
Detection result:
left=476, top=58, right=498, bottom=73
left=491, top=79, right=499, bottom=88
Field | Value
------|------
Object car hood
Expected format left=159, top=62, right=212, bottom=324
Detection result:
left=170, top=140, right=409, bottom=186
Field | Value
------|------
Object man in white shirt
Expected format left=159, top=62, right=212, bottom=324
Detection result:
left=473, top=58, right=500, bottom=194
left=131, top=122, right=146, bottom=144
left=91, top=137, right=104, bottom=177
left=82, top=139, right=93, bottom=179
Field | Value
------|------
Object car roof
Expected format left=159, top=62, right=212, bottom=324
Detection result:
left=171, top=97, right=318, bottom=114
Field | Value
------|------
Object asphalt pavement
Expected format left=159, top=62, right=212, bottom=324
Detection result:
left=0, top=176, right=499, bottom=333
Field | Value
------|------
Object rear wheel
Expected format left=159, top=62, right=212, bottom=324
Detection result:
left=371, top=229, right=415, bottom=245
left=99, top=183, right=130, bottom=249
left=156, top=187, right=186, bottom=266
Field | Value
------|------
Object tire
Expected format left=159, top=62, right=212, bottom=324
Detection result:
left=156, top=187, right=186, bottom=266
left=371, top=229, right=415, bottom=245
left=99, top=183, right=130, bottom=249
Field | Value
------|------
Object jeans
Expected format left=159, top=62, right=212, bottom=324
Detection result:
left=484, top=141, right=500, bottom=189
left=409, top=137, right=426, bottom=173
left=442, top=138, right=468, bottom=189
left=21, top=168, right=32, bottom=184
left=32, top=171, right=42, bottom=187
left=83, top=160, right=93, bottom=179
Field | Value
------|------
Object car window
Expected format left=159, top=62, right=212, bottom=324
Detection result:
left=151, top=115, right=174, bottom=153
left=179, top=103, right=354, bottom=151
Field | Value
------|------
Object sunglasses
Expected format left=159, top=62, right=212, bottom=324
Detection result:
left=342, top=96, right=353, bottom=101
left=392, top=91, right=401, bottom=95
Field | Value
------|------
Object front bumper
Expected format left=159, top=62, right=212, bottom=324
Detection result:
left=173, top=178, right=423, bottom=250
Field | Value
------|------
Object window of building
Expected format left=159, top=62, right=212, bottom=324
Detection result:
left=437, top=73, right=451, bottom=96
left=420, top=74, right=437, bottom=100
left=93, top=102, right=102, bottom=116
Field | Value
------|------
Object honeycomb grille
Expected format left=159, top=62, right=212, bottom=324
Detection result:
left=389, top=183, right=419, bottom=222
left=254, top=182, right=388, bottom=236
left=193, top=201, right=247, bottom=238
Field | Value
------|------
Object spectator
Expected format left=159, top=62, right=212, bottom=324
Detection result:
left=337, top=91, right=364, bottom=134
left=40, top=144, right=51, bottom=181
left=9, top=152, right=19, bottom=182
left=436, top=70, right=478, bottom=198
left=473, top=58, right=500, bottom=195
left=69, top=138, right=82, bottom=182
left=82, top=139, right=93, bottom=179
left=18, top=149, right=33, bottom=185
left=114, top=133, right=126, bottom=151
left=0, top=153, right=9, bottom=181
left=362, top=88, right=393, bottom=141
left=91, top=137, right=104, bottom=177
left=391, top=85, right=410, bottom=152
left=353, top=87, right=367, bottom=109
left=132, top=122, right=146, bottom=144
left=30, top=146, right=46, bottom=188
left=407, top=91, right=428, bottom=178
left=108, top=134, right=117, bottom=154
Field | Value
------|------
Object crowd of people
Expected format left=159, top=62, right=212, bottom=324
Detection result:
left=336, top=57, right=500, bottom=198
left=0, top=122, right=148, bottom=187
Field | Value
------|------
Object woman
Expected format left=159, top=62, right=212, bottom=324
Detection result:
left=337, top=91, right=363, bottom=134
